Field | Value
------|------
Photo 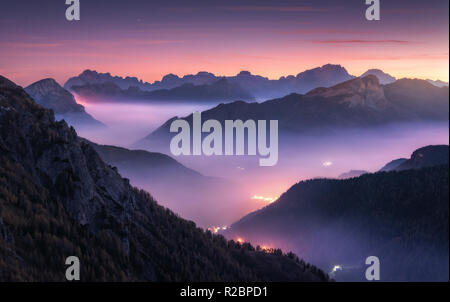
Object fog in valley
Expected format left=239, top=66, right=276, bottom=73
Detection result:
left=74, top=98, right=449, bottom=232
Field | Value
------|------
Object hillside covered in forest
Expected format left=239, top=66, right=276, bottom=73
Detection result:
left=0, top=75, right=328, bottom=282
left=227, top=159, right=449, bottom=281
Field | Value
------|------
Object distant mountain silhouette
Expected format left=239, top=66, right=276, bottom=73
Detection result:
left=25, top=78, right=104, bottom=129
left=86, top=140, right=201, bottom=179
left=0, top=75, right=328, bottom=281
left=338, top=170, right=368, bottom=179
left=225, top=150, right=449, bottom=281
left=65, top=66, right=449, bottom=102
left=136, top=76, right=449, bottom=151
left=427, top=79, right=449, bottom=88
left=293, top=64, right=354, bottom=90
left=64, top=64, right=355, bottom=101
left=360, top=69, right=396, bottom=84
left=70, top=78, right=255, bottom=103
left=389, top=145, right=449, bottom=171
left=64, top=69, right=154, bottom=91
left=383, top=78, right=450, bottom=119
left=379, top=158, right=408, bottom=172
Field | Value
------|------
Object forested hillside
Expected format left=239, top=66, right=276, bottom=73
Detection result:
left=0, top=75, right=328, bottom=282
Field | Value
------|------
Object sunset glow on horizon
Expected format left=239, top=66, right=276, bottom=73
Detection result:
left=0, top=0, right=448, bottom=86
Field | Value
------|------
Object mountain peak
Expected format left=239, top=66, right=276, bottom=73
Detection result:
left=65, top=70, right=152, bottom=91
left=405, top=145, right=449, bottom=169
left=295, top=64, right=354, bottom=89
left=390, top=78, right=439, bottom=89
left=78, top=69, right=104, bottom=80
left=26, top=78, right=85, bottom=113
left=29, top=77, right=60, bottom=87
left=426, top=79, right=449, bottom=87
left=361, top=69, right=396, bottom=84
left=237, top=71, right=252, bottom=76
left=80, top=69, right=98, bottom=75
left=308, top=74, right=380, bottom=91
left=195, top=71, right=215, bottom=77
left=306, top=75, right=388, bottom=109
left=161, top=73, right=180, bottom=81
left=0, top=75, right=18, bottom=89
left=25, top=78, right=69, bottom=98
left=322, top=63, right=345, bottom=70
left=380, top=145, right=449, bottom=172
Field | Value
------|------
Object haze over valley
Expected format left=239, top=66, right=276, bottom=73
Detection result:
left=32, top=66, right=448, bottom=233
left=1, top=0, right=448, bottom=283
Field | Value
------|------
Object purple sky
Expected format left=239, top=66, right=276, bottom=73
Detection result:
left=0, top=0, right=448, bottom=86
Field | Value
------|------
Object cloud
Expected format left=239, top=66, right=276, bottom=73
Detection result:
left=225, top=6, right=328, bottom=13
left=278, top=29, right=376, bottom=35
left=314, top=40, right=412, bottom=44
left=0, top=42, right=64, bottom=49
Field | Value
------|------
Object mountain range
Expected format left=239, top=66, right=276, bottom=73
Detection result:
left=64, top=64, right=355, bottom=100
left=225, top=145, right=449, bottom=281
left=24, top=78, right=104, bottom=129
left=0, top=75, right=328, bottom=281
left=136, top=75, right=449, bottom=152
left=64, top=66, right=448, bottom=103
left=338, top=170, right=369, bottom=179
left=70, top=78, right=255, bottom=103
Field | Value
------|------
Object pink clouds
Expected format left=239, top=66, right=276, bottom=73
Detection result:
left=0, top=1, right=448, bottom=85
left=314, top=39, right=412, bottom=44
left=224, top=6, right=329, bottom=13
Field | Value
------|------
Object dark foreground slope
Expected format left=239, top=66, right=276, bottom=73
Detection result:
left=226, top=163, right=449, bottom=281
left=0, top=76, right=328, bottom=282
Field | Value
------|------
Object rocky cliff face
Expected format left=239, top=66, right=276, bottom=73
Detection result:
left=395, top=145, right=449, bottom=171
left=4, top=77, right=130, bottom=229
left=306, top=75, right=389, bottom=110
left=25, top=78, right=104, bottom=129
left=0, top=75, right=328, bottom=281
left=25, top=79, right=84, bottom=114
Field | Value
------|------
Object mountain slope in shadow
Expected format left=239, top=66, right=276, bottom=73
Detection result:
left=225, top=146, right=449, bottom=281
left=25, top=78, right=104, bottom=129
left=379, top=145, right=449, bottom=172
left=85, top=140, right=251, bottom=228
left=0, top=75, right=328, bottom=282
left=136, top=76, right=449, bottom=152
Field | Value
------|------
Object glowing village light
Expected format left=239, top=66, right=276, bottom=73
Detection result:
left=260, top=245, right=273, bottom=252
left=330, top=265, right=343, bottom=274
left=207, top=225, right=228, bottom=234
